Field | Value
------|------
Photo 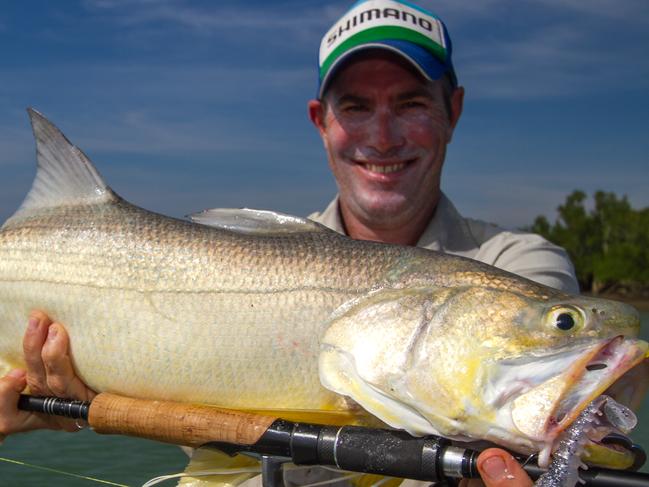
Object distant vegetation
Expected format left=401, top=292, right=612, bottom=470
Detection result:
left=527, top=191, right=649, bottom=295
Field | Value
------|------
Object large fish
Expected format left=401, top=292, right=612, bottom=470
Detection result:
left=0, top=110, right=647, bottom=474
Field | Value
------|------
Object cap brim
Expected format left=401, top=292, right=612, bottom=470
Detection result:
left=318, top=40, right=451, bottom=99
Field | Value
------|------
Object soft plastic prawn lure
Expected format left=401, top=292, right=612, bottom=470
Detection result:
left=535, top=395, right=637, bottom=487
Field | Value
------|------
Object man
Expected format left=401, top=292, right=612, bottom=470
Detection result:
left=303, top=1, right=577, bottom=484
left=1, top=1, right=574, bottom=486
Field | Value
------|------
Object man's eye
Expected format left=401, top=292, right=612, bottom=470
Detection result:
left=401, top=100, right=426, bottom=109
left=342, top=104, right=368, bottom=113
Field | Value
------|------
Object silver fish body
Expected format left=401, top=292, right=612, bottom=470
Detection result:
left=0, top=110, right=646, bottom=469
left=0, top=187, right=540, bottom=410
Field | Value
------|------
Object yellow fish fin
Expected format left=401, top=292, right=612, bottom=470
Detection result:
left=177, top=447, right=260, bottom=487
left=351, top=474, right=403, bottom=487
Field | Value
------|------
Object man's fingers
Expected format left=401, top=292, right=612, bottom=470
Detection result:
left=0, top=368, right=67, bottom=436
left=41, top=323, right=96, bottom=402
left=476, top=449, right=533, bottom=487
left=40, top=322, right=96, bottom=432
left=23, top=311, right=53, bottom=395
left=5, top=313, right=97, bottom=437
left=0, top=370, right=26, bottom=440
left=0, top=370, right=27, bottom=412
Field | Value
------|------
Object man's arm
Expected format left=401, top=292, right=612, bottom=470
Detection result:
left=475, top=230, right=579, bottom=294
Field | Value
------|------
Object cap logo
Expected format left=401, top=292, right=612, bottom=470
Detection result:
left=319, top=0, right=447, bottom=80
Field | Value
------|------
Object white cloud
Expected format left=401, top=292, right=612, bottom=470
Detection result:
left=0, top=62, right=316, bottom=156
left=71, top=0, right=648, bottom=100
left=73, top=109, right=295, bottom=155
left=420, top=0, right=649, bottom=24
left=82, top=0, right=342, bottom=41
left=417, top=0, right=649, bottom=99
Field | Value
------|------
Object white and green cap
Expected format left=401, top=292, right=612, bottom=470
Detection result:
left=318, top=0, right=457, bottom=98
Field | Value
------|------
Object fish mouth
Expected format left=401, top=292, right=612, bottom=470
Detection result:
left=548, top=337, right=646, bottom=434
left=508, top=337, right=648, bottom=463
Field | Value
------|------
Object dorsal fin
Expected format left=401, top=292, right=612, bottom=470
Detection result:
left=188, top=208, right=331, bottom=235
left=12, top=109, right=117, bottom=220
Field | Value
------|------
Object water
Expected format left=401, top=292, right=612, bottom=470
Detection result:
left=1, top=312, right=649, bottom=486
left=0, top=430, right=187, bottom=486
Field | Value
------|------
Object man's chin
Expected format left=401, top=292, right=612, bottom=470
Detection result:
left=350, top=197, right=414, bottom=226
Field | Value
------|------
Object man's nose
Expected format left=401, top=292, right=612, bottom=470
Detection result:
left=368, top=110, right=405, bottom=154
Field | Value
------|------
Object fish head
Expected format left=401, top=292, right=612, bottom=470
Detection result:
left=477, top=293, right=647, bottom=466
left=319, top=286, right=648, bottom=465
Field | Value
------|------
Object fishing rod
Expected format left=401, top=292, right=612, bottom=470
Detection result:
left=18, top=393, right=649, bottom=487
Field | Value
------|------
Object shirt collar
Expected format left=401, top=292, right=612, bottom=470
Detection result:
left=317, top=193, right=479, bottom=253
left=416, top=193, right=478, bottom=252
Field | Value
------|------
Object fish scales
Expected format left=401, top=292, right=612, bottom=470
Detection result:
left=0, top=110, right=647, bottom=475
left=0, top=198, right=543, bottom=407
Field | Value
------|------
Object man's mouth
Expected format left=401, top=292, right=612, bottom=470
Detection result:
left=365, top=162, right=406, bottom=174
left=357, top=159, right=415, bottom=175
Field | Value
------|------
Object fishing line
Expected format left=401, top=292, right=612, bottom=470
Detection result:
left=141, top=464, right=363, bottom=487
left=298, top=473, right=362, bottom=487
left=0, top=456, right=129, bottom=486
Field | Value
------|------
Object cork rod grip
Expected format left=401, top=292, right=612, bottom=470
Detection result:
left=88, top=393, right=277, bottom=448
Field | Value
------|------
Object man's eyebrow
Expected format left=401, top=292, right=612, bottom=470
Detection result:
left=396, top=89, right=435, bottom=101
left=334, top=94, right=370, bottom=106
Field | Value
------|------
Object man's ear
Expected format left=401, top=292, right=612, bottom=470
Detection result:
left=447, top=86, right=464, bottom=143
left=308, top=99, right=327, bottom=136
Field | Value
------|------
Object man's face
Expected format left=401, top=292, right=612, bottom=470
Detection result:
left=309, top=52, right=463, bottom=232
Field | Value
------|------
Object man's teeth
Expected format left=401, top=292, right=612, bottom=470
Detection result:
left=365, top=163, right=406, bottom=174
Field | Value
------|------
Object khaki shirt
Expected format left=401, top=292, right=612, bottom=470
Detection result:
left=308, top=194, right=579, bottom=294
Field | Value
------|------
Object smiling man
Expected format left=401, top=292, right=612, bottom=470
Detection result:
left=308, top=0, right=579, bottom=295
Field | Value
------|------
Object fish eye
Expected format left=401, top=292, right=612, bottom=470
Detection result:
left=547, top=306, right=584, bottom=333
left=556, top=313, right=575, bottom=330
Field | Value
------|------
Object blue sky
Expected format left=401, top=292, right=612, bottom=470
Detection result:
left=1, top=0, right=647, bottom=228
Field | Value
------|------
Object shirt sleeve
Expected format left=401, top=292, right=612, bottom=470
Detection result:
left=474, top=231, right=580, bottom=294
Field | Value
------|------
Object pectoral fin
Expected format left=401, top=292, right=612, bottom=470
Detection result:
left=187, top=208, right=329, bottom=235
left=318, top=288, right=458, bottom=437
left=319, top=345, right=437, bottom=436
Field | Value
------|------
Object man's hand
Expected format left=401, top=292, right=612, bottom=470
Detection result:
left=0, top=311, right=96, bottom=441
left=459, top=448, right=534, bottom=487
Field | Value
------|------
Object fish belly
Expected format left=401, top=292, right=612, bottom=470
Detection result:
left=0, top=217, right=356, bottom=412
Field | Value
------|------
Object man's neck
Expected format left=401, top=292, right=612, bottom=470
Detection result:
left=340, top=199, right=439, bottom=246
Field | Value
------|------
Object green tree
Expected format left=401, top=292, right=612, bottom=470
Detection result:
left=527, top=190, right=648, bottom=294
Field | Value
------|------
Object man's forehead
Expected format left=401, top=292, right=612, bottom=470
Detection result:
left=324, top=50, right=436, bottom=100
left=331, top=87, right=435, bottom=105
